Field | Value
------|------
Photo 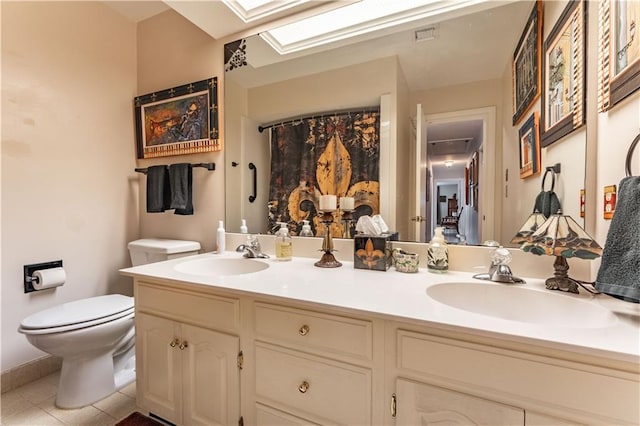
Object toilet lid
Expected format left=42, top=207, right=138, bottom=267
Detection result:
left=20, top=294, right=134, bottom=330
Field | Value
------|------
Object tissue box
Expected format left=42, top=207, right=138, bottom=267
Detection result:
left=354, top=234, right=396, bottom=271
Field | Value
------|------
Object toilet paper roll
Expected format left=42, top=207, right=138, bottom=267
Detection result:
left=33, top=267, right=66, bottom=290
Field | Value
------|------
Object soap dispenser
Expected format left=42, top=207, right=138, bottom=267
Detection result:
left=240, top=219, right=248, bottom=234
left=299, top=220, right=313, bottom=237
left=427, top=227, right=448, bottom=272
left=275, top=222, right=293, bottom=261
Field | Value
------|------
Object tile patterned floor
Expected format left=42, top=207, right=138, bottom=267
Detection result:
left=0, top=372, right=138, bottom=425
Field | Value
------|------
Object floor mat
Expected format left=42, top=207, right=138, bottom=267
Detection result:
left=115, top=412, right=167, bottom=426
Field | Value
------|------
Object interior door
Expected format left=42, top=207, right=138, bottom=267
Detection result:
left=412, top=104, right=428, bottom=242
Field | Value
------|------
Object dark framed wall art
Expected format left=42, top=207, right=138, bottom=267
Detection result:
left=512, top=0, right=543, bottom=125
left=541, top=0, right=586, bottom=147
left=598, top=0, right=640, bottom=111
left=134, top=78, right=219, bottom=159
left=518, top=112, right=541, bottom=179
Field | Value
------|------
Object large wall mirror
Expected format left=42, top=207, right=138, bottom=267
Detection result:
left=224, top=0, right=587, bottom=246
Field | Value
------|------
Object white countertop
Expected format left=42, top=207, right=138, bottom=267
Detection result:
left=120, top=251, right=640, bottom=365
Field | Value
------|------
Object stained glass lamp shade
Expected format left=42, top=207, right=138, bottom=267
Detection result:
left=511, top=209, right=548, bottom=244
left=520, top=210, right=602, bottom=293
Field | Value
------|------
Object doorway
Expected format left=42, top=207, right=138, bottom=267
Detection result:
left=435, top=181, right=464, bottom=243
left=424, top=107, right=496, bottom=245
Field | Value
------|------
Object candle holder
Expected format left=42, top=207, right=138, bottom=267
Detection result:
left=341, top=209, right=355, bottom=239
left=315, top=211, right=342, bottom=268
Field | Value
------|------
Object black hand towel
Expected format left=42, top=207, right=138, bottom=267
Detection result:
left=534, top=190, right=561, bottom=217
left=169, top=163, right=193, bottom=215
left=595, top=176, right=640, bottom=303
left=146, top=165, right=170, bottom=213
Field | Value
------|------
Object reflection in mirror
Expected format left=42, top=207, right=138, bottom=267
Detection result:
left=224, top=0, right=587, bottom=246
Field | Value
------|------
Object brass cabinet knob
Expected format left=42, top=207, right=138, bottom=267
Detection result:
left=298, top=324, right=310, bottom=336
left=169, top=338, right=180, bottom=348
left=179, top=341, right=188, bottom=350
left=298, top=381, right=310, bottom=394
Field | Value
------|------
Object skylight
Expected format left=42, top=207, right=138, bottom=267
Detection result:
left=260, top=0, right=487, bottom=54
left=222, top=0, right=310, bottom=23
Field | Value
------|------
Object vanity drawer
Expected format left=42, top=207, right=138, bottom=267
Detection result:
left=254, top=302, right=373, bottom=360
left=136, top=282, right=239, bottom=331
left=255, top=343, right=372, bottom=425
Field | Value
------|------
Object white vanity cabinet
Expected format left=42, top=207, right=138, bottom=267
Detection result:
left=391, top=327, right=636, bottom=425
left=252, top=302, right=382, bottom=425
left=127, top=273, right=638, bottom=426
left=135, top=282, right=241, bottom=426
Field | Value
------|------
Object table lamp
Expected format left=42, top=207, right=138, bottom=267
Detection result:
left=520, top=210, right=602, bottom=294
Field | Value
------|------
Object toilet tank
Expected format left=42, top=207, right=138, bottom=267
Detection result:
left=128, top=238, right=201, bottom=266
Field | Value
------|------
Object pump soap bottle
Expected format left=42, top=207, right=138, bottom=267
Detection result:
left=240, top=219, right=248, bottom=234
left=275, top=222, right=293, bottom=261
left=427, top=227, right=448, bottom=272
left=299, top=220, right=313, bottom=237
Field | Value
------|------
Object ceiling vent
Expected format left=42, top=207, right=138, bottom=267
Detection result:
left=414, top=25, right=438, bottom=42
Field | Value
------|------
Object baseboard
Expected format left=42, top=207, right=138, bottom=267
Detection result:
left=1, top=355, right=62, bottom=394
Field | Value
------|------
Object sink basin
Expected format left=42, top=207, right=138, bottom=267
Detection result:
left=174, top=258, right=269, bottom=277
left=426, top=282, right=618, bottom=328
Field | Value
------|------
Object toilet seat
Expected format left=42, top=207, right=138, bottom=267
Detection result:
left=19, top=294, right=134, bottom=334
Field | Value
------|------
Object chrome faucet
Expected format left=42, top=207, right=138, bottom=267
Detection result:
left=236, top=235, right=269, bottom=259
left=473, top=246, right=525, bottom=284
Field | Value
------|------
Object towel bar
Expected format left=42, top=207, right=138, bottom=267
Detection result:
left=135, top=163, right=215, bottom=174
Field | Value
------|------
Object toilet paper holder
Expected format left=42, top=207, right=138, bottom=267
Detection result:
left=24, top=260, right=63, bottom=293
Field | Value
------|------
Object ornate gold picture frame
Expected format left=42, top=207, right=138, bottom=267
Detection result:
left=518, top=112, right=541, bottom=179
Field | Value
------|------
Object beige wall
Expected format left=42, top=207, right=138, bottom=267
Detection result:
left=1, top=2, right=138, bottom=371
left=136, top=11, right=226, bottom=252
left=395, top=60, right=411, bottom=240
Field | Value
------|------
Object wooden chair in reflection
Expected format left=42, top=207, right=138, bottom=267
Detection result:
left=441, top=204, right=462, bottom=235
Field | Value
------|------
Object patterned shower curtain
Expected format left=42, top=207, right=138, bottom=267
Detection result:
left=268, top=110, right=380, bottom=236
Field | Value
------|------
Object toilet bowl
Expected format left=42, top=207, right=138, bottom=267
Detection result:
left=19, top=295, right=135, bottom=408
left=18, top=238, right=201, bottom=408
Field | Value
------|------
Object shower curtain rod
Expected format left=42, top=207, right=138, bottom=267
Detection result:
left=258, top=107, right=380, bottom=133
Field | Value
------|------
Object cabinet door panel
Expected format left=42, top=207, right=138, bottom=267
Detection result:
left=396, top=378, right=524, bottom=426
left=137, top=313, right=181, bottom=423
left=181, top=324, right=240, bottom=426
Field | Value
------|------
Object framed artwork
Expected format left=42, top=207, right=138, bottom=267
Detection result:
left=470, top=151, right=479, bottom=211
left=541, top=0, right=586, bottom=148
left=598, top=1, right=640, bottom=111
left=518, top=112, right=541, bottom=179
left=464, top=167, right=469, bottom=205
left=512, top=0, right=543, bottom=125
left=134, top=78, right=219, bottom=159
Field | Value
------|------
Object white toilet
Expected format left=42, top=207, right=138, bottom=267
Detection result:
left=18, top=238, right=201, bottom=409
